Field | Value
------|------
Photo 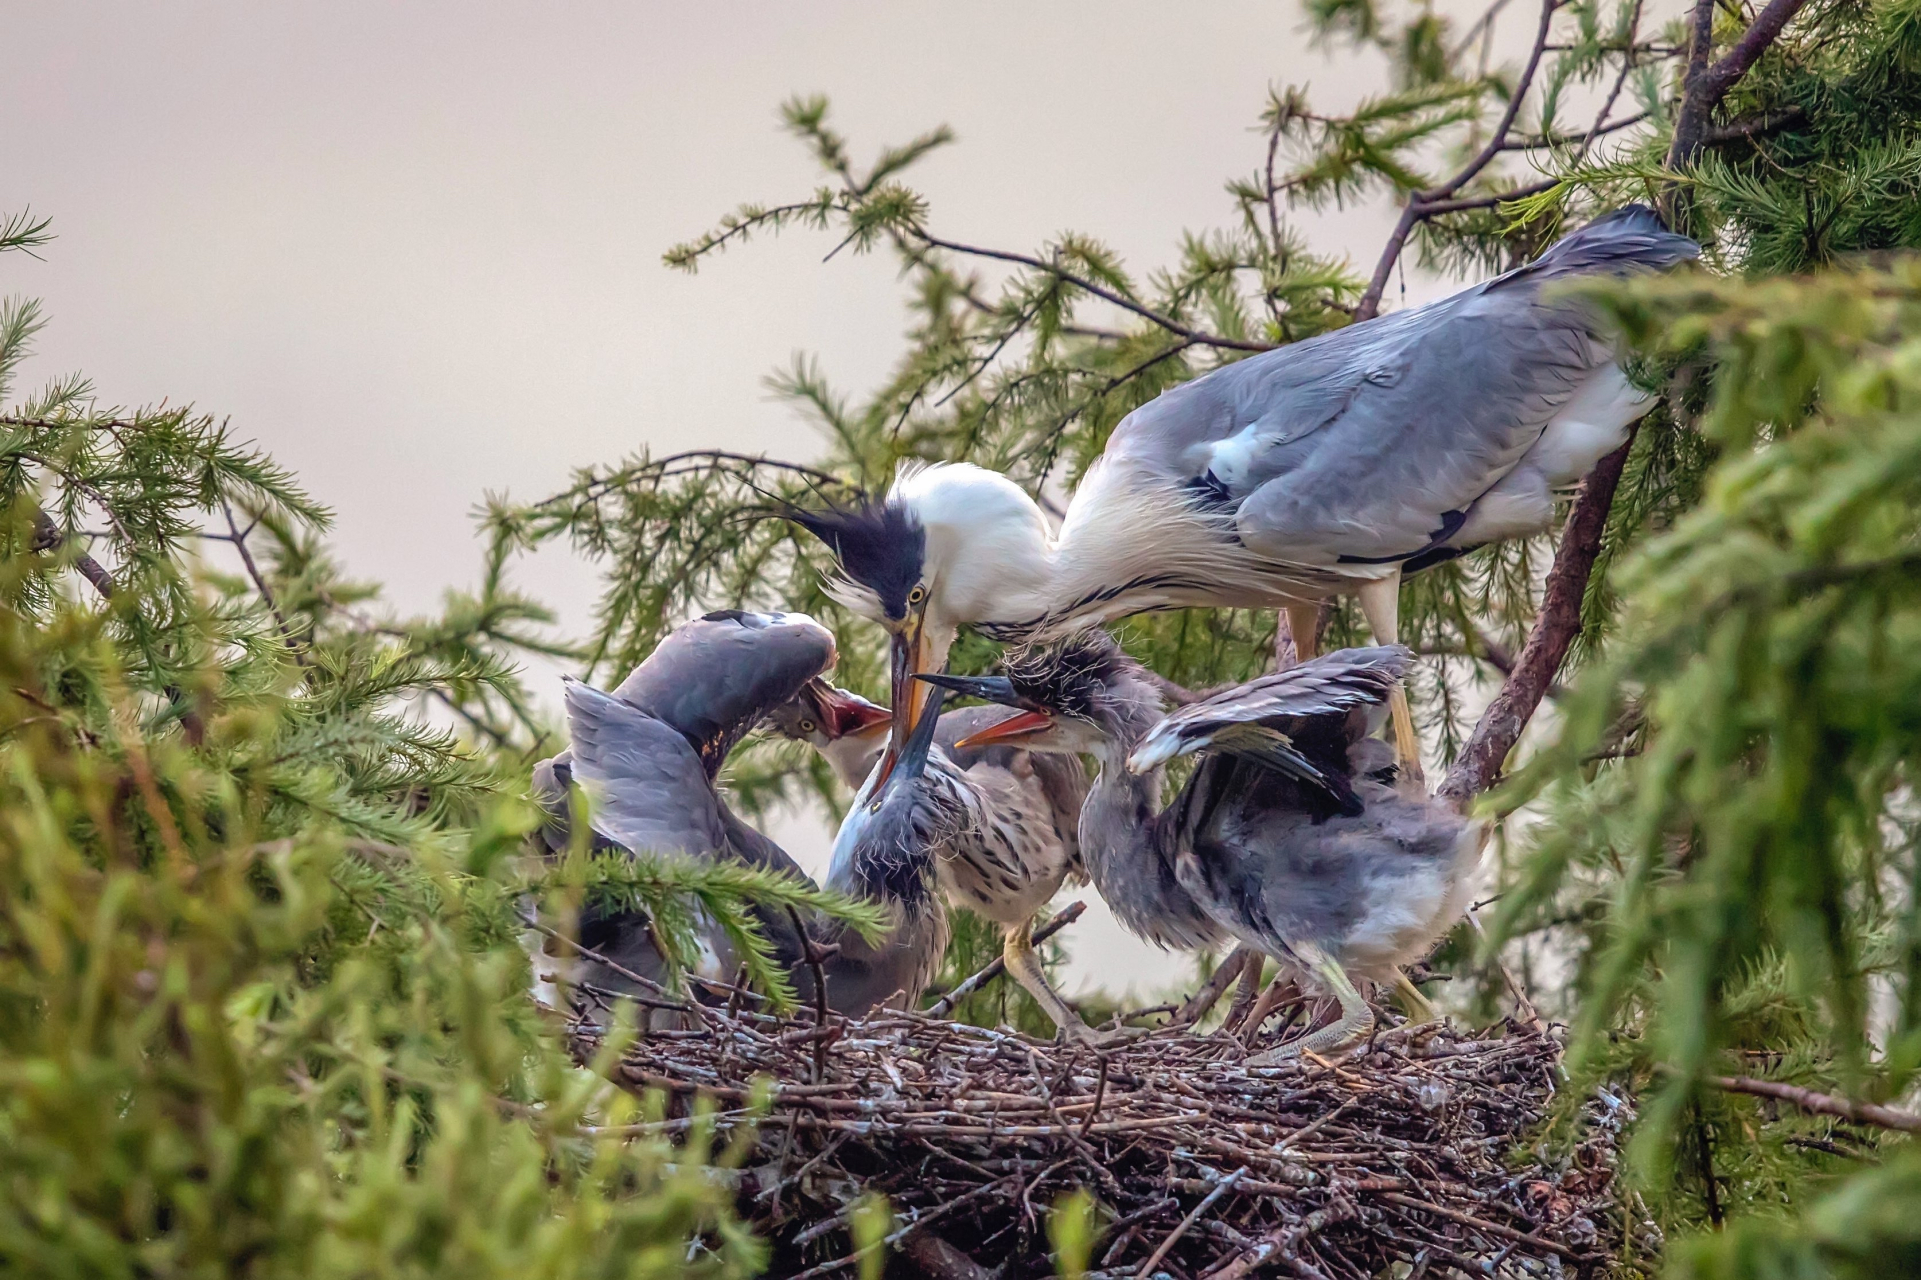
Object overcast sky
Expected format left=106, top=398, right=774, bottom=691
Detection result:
left=5, top=1, right=1534, bottom=995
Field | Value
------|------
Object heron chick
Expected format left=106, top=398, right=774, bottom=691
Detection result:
left=926, top=635, right=1479, bottom=1063
left=768, top=677, right=1100, bottom=1042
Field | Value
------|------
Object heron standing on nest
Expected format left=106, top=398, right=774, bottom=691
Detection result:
left=529, top=609, right=943, bottom=1015
left=926, top=635, right=1478, bottom=1062
left=776, top=678, right=1107, bottom=1041
left=791, top=207, right=1699, bottom=788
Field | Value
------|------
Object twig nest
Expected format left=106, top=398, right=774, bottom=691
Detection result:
left=577, top=1005, right=1630, bottom=1278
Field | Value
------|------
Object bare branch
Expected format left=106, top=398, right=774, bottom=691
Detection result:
left=1438, top=434, right=1634, bottom=806
left=1705, top=1074, right=1921, bottom=1134
left=910, top=229, right=1275, bottom=353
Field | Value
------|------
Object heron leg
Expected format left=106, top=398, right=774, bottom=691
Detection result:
left=1284, top=602, right=1323, bottom=665
left=1355, top=572, right=1426, bottom=792
left=1002, top=917, right=1119, bottom=1045
left=1248, top=944, right=1373, bottom=1065
left=1392, top=970, right=1441, bottom=1025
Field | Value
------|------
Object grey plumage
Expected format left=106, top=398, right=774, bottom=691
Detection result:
left=817, top=687, right=956, bottom=1016
left=1106, top=206, right=1700, bottom=569
left=529, top=609, right=951, bottom=1018
left=771, top=678, right=1096, bottom=1034
left=937, top=634, right=1479, bottom=1059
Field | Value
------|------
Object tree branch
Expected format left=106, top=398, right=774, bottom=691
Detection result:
left=1668, top=0, right=1812, bottom=168
left=1438, top=434, right=1633, bottom=806
left=1357, top=0, right=1564, bottom=321
left=910, top=230, right=1274, bottom=353
left=1705, top=1074, right=1921, bottom=1134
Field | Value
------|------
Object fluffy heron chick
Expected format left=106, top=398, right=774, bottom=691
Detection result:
left=772, top=677, right=1101, bottom=1041
left=928, top=634, right=1480, bottom=1062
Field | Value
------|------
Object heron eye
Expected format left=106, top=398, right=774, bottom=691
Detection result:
left=907, top=584, right=927, bottom=606
left=798, top=719, right=816, bottom=734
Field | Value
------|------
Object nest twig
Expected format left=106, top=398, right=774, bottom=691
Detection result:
left=572, top=975, right=1630, bottom=1279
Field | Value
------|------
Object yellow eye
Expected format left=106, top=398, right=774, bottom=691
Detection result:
left=798, top=719, right=816, bottom=734
left=907, top=584, right=927, bottom=606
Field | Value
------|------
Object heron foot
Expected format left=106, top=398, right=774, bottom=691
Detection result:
left=1002, top=918, right=1101, bottom=1045
left=1061, top=1022, right=1151, bottom=1050
left=1246, top=943, right=1373, bottom=1066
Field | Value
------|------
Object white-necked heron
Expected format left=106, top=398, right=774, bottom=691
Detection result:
left=793, top=206, right=1699, bottom=784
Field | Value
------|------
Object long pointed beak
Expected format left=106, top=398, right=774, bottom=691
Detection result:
left=953, top=708, right=1055, bottom=751
left=870, top=685, right=947, bottom=809
left=916, top=673, right=1021, bottom=708
left=871, top=615, right=931, bottom=793
left=810, top=682, right=891, bottom=740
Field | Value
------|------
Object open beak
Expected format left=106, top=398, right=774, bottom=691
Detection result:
left=914, top=672, right=1055, bottom=750
left=870, top=613, right=932, bottom=793
left=808, top=681, right=891, bottom=741
left=953, top=709, right=1055, bottom=750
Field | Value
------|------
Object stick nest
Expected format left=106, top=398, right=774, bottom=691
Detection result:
left=578, top=996, right=1635, bottom=1280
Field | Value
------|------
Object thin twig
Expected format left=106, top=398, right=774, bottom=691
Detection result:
left=1137, top=1168, right=1246, bottom=1277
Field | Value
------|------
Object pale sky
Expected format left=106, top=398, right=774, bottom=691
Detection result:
left=5, top=1, right=1538, bottom=996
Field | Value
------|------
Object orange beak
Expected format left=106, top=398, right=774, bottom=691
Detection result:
left=953, top=708, right=1055, bottom=751
left=870, top=618, right=932, bottom=793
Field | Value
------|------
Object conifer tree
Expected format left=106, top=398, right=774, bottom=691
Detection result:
left=491, top=0, right=1921, bottom=1269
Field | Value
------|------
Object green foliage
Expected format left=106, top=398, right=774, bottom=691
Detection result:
left=1047, top=1189, right=1099, bottom=1280
left=0, top=218, right=894, bottom=1273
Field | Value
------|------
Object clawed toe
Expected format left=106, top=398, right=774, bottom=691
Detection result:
left=1061, top=1022, right=1150, bottom=1050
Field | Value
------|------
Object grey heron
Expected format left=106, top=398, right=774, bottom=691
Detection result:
left=528, top=609, right=943, bottom=1016
left=925, top=635, right=1478, bottom=1062
left=773, top=678, right=1102, bottom=1040
left=792, top=206, right=1699, bottom=783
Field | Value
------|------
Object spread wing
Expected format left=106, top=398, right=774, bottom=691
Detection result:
left=1101, top=207, right=1698, bottom=565
left=1129, top=647, right=1410, bottom=804
left=563, top=678, right=728, bottom=856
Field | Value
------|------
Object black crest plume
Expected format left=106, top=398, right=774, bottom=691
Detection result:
left=785, top=497, right=927, bottom=621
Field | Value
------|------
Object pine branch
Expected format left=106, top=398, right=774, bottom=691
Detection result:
left=1358, top=0, right=1566, bottom=320
left=910, top=229, right=1275, bottom=353
left=1438, top=434, right=1633, bottom=806
left=1705, top=1075, right=1921, bottom=1135
left=1669, top=0, right=1814, bottom=168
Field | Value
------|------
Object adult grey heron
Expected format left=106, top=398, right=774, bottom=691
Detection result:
left=773, top=678, right=1101, bottom=1040
left=528, top=609, right=929, bottom=1012
left=792, top=206, right=1699, bottom=783
left=925, top=635, right=1478, bottom=1062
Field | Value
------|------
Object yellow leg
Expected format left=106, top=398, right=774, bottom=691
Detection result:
left=1248, top=943, right=1373, bottom=1065
left=1284, top=602, right=1323, bottom=666
left=1356, top=572, right=1426, bottom=792
left=1393, top=970, right=1441, bottom=1025
left=1003, top=918, right=1139, bottom=1046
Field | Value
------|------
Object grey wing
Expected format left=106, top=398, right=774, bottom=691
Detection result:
left=563, top=678, right=727, bottom=856
left=1103, top=207, right=1698, bottom=565
left=611, top=610, right=838, bottom=773
left=1130, top=646, right=1410, bottom=772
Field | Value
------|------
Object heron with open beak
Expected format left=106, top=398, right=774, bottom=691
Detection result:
left=792, top=207, right=1699, bottom=785
left=767, top=676, right=1095, bottom=1039
left=925, top=635, right=1479, bottom=1062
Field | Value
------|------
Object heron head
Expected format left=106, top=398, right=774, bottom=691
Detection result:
left=918, top=633, right=1128, bottom=755
left=765, top=678, right=893, bottom=787
left=790, top=463, right=1054, bottom=788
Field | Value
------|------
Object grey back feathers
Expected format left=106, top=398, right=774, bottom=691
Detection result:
left=1104, top=205, right=1699, bottom=569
